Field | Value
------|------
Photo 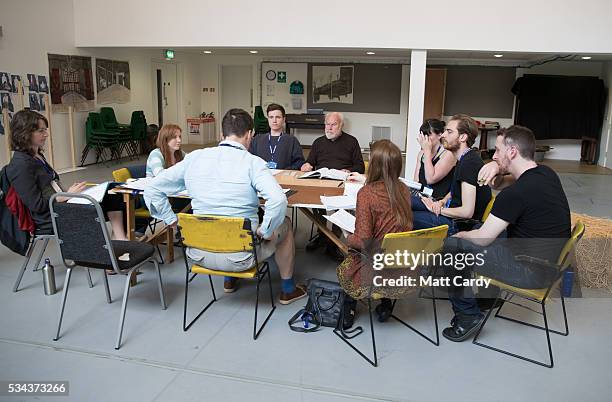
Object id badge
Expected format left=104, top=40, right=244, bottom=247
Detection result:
left=266, top=161, right=278, bottom=169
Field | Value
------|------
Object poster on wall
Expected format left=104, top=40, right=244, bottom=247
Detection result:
left=0, top=72, right=12, bottom=91
left=96, top=58, right=131, bottom=104
left=312, top=65, right=354, bottom=104
left=1, top=91, right=15, bottom=112
left=10, top=75, right=23, bottom=94
left=48, top=54, right=95, bottom=112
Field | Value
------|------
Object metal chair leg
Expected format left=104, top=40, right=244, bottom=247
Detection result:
left=115, top=267, right=137, bottom=350
left=13, top=238, right=36, bottom=292
left=102, top=270, right=112, bottom=303
left=391, top=286, right=440, bottom=346
left=53, top=267, right=73, bottom=341
left=334, top=298, right=378, bottom=367
left=473, top=293, right=555, bottom=368
left=183, top=270, right=216, bottom=332
left=152, top=259, right=167, bottom=310
left=86, top=268, right=94, bottom=288
left=253, top=263, right=276, bottom=340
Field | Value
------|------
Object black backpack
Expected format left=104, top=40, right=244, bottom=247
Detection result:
left=0, top=166, right=31, bottom=256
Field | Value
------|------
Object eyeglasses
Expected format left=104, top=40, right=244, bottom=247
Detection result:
left=325, top=122, right=339, bottom=127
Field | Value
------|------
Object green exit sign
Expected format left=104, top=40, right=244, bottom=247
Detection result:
left=164, top=49, right=175, bottom=60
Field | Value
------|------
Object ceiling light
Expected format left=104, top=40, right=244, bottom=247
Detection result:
left=249, top=50, right=258, bottom=54
left=494, top=54, right=503, bottom=58
left=203, top=50, right=212, bottom=54
left=581, top=56, right=592, bottom=60
left=366, top=51, right=376, bottom=55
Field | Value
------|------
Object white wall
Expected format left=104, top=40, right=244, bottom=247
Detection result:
left=0, top=0, right=202, bottom=169
left=73, top=0, right=612, bottom=54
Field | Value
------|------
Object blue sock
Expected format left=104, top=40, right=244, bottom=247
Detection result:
left=281, top=278, right=296, bottom=294
left=224, top=276, right=233, bottom=282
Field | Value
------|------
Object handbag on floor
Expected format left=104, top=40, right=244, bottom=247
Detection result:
left=288, top=278, right=362, bottom=337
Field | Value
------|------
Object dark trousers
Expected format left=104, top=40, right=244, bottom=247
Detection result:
left=441, top=237, right=559, bottom=319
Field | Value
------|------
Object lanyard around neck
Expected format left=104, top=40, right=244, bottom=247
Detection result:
left=268, top=133, right=282, bottom=160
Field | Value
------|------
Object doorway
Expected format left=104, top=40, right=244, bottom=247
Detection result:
left=152, top=61, right=178, bottom=128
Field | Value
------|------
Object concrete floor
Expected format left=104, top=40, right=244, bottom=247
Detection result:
left=1, top=157, right=611, bottom=402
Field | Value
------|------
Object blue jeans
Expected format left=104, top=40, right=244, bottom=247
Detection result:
left=412, top=210, right=457, bottom=235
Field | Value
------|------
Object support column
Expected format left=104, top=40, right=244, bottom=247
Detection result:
left=404, top=49, right=427, bottom=179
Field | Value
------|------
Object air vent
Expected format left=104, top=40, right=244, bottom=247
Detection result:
left=371, top=126, right=391, bottom=142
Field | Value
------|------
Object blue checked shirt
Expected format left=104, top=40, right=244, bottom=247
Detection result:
left=143, top=139, right=287, bottom=239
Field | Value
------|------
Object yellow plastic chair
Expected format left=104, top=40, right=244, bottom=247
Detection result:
left=481, top=194, right=496, bottom=222
left=178, top=213, right=275, bottom=339
left=473, top=221, right=585, bottom=368
left=336, top=224, right=448, bottom=367
left=112, top=168, right=151, bottom=220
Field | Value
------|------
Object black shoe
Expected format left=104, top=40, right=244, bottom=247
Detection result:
left=375, top=298, right=394, bottom=322
left=477, top=297, right=503, bottom=311
left=442, top=314, right=485, bottom=342
left=325, top=244, right=346, bottom=262
left=305, top=235, right=325, bottom=252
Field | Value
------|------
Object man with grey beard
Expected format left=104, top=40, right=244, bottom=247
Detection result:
left=300, top=112, right=365, bottom=173
left=301, top=112, right=364, bottom=259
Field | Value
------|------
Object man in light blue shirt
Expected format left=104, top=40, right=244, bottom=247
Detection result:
left=144, top=108, right=306, bottom=304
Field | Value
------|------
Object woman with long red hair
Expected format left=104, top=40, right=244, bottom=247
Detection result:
left=146, top=124, right=185, bottom=177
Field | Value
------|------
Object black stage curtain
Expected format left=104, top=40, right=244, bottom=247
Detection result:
left=512, top=75, right=606, bottom=140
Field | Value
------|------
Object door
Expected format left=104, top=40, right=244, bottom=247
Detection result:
left=424, top=68, right=446, bottom=120
left=221, top=65, right=253, bottom=118
left=152, top=62, right=178, bottom=127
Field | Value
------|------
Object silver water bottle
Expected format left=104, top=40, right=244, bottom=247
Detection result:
left=42, top=258, right=57, bottom=296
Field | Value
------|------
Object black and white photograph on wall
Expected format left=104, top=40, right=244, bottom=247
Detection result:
left=1, top=92, right=15, bottom=112
left=0, top=72, right=11, bottom=91
left=312, top=65, right=354, bottom=104
left=10, top=75, right=23, bottom=94
left=96, top=58, right=131, bottom=104
left=27, top=73, right=39, bottom=92
left=38, top=75, right=49, bottom=93
left=39, top=94, right=46, bottom=112
left=29, top=93, right=41, bottom=111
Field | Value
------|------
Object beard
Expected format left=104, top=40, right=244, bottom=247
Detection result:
left=325, top=131, right=340, bottom=140
left=441, top=138, right=459, bottom=152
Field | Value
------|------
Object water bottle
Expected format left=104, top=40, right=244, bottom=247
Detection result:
left=42, top=258, right=57, bottom=296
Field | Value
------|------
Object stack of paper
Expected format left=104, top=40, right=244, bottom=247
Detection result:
left=343, top=182, right=363, bottom=199
left=324, top=209, right=356, bottom=234
left=67, top=182, right=110, bottom=205
left=399, top=177, right=433, bottom=197
left=320, top=195, right=356, bottom=210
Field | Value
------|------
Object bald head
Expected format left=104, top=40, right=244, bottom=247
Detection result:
left=324, top=112, right=344, bottom=140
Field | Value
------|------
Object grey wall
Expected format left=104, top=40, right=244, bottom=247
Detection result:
left=442, top=65, right=516, bottom=118
left=306, top=63, right=402, bottom=114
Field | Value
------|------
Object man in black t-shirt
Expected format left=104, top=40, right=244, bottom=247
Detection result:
left=441, top=125, right=571, bottom=342
left=413, top=114, right=491, bottom=235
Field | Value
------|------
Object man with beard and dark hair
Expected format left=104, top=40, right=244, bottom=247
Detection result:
left=412, top=114, right=491, bottom=235
left=440, top=125, right=571, bottom=342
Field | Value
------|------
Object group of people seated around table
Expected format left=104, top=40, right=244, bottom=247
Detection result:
left=5, top=104, right=571, bottom=342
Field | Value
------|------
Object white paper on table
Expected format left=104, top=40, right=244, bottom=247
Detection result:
left=324, top=209, right=356, bottom=234
left=269, top=169, right=283, bottom=176
left=120, top=177, right=153, bottom=191
left=67, top=182, right=110, bottom=204
left=343, top=182, right=363, bottom=199
left=299, top=168, right=349, bottom=181
left=320, top=195, right=356, bottom=210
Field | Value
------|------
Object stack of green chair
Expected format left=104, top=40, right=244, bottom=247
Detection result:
left=81, top=113, right=121, bottom=165
left=100, top=107, right=136, bottom=158
left=128, top=111, right=147, bottom=156
left=253, top=106, right=269, bottom=135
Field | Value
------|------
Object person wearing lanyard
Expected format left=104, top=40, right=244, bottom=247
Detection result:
left=5, top=110, right=128, bottom=239
left=249, top=103, right=305, bottom=170
left=145, top=108, right=307, bottom=304
left=412, top=114, right=491, bottom=236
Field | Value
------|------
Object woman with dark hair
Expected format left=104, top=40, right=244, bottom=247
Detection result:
left=6, top=110, right=127, bottom=239
left=146, top=124, right=185, bottom=177
left=338, top=139, right=413, bottom=321
left=413, top=119, right=456, bottom=201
